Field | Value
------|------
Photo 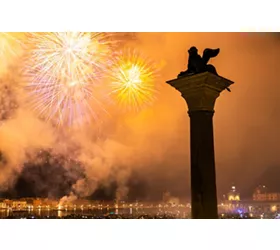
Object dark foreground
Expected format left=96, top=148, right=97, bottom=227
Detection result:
left=1, top=208, right=277, bottom=219
left=5, top=214, right=181, bottom=219
left=1, top=213, right=266, bottom=219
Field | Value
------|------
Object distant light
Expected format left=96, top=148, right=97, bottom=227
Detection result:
left=271, top=205, right=277, bottom=212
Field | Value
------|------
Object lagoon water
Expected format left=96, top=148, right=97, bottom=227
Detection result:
left=0, top=207, right=189, bottom=218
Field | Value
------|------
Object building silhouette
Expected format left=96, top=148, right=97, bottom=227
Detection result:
left=253, top=185, right=280, bottom=201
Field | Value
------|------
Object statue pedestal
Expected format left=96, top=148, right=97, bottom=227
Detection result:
left=167, top=72, right=234, bottom=219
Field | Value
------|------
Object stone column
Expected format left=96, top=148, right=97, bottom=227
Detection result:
left=166, top=72, right=234, bottom=219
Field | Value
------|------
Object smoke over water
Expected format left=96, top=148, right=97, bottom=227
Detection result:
left=0, top=33, right=280, bottom=201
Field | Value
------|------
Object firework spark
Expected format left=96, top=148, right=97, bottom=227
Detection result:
left=24, top=32, right=114, bottom=126
left=26, top=32, right=112, bottom=81
left=109, top=50, right=159, bottom=112
left=0, top=33, right=25, bottom=75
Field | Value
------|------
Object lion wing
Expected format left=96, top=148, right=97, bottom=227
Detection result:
left=202, top=48, right=220, bottom=64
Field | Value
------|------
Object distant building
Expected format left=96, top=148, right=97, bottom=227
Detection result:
left=32, top=198, right=58, bottom=208
left=33, top=198, right=42, bottom=207
left=253, top=185, right=280, bottom=201
left=223, top=185, right=241, bottom=213
left=168, top=197, right=180, bottom=206
left=162, top=191, right=180, bottom=206
left=162, top=191, right=171, bottom=203
left=227, top=185, right=240, bottom=201
left=0, top=202, right=6, bottom=209
left=23, top=198, right=35, bottom=205
left=12, top=201, right=27, bottom=210
left=43, top=198, right=58, bottom=207
left=4, top=199, right=12, bottom=207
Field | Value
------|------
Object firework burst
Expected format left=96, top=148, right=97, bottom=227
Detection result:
left=26, top=32, right=113, bottom=81
left=109, top=49, right=159, bottom=112
left=24, top=32, right=114, bottom=127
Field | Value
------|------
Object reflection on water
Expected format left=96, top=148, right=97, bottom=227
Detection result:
left=0, top=207, right=189, bottom=219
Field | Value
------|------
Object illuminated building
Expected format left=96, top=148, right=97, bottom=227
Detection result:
left=33, top=198, right=43, bottom=207
left=227, top=185, right=240, bottom=201
left=0, top=202, right=7, bottom=209
left=162, top=191, right=171, bottom=203
left=162, top=191, right=180, bottom=206
left=23, top=198, right=35, bottom=206
left=12, top=201, right=27, bottom=210
left=223, top=185, right=241, bottom=213
left=253, top=185, right=280, bottom=201
left=45, top=199, right=58, bottom=207
left=4, top=199, right=12, bottom=207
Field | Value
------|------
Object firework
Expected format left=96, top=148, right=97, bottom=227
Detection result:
left=0, top=33, right=25, bottom=75
left=109, top=49, right=159, bottom=112
left=26, top=32, right=113, bottom=81
left=24, top=32, right=114, bottom=126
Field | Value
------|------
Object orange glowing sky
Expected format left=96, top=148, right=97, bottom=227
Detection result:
left=0, top=32, right=280, bottom=199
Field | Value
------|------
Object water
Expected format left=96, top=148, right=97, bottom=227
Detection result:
left=0, top=207, right=190, bottom=219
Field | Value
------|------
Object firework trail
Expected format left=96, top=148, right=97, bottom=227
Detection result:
left=108, top=49, right=159, bottom=112
left=24, top=32, right=115, bottom=127
left=0, top=32, right=26, bottom=75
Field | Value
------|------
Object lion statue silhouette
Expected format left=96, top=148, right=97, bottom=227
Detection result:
left=177, top=46, right=231, bottom=92
left=178, top=46, right=220, bottom=77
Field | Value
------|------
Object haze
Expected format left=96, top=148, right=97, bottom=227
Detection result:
left=0, top=32, right=280, bottom=201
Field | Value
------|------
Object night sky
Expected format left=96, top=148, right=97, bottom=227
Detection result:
left=0, top=32, right=280, bottom=201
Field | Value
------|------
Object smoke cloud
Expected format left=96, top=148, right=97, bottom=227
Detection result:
left=0, top=33, right=280, bottom=201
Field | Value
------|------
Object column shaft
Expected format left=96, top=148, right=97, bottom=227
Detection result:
left=189, top=110, right=218, bottom=219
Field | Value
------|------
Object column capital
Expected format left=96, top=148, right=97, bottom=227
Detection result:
left=166, top=72, right=234, bottom=112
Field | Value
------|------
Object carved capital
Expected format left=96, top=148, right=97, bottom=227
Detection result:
left=166, top=72, right=234, bottom=112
